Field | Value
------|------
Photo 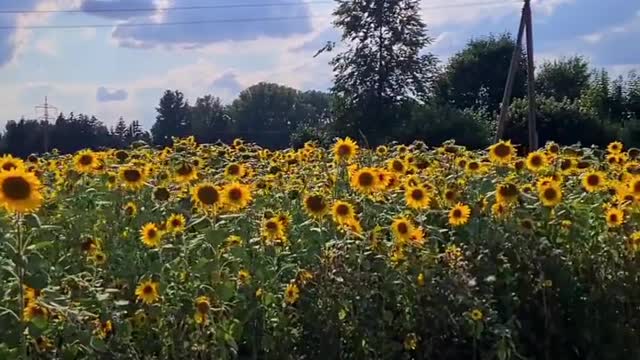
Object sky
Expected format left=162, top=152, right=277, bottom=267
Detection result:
left=0, top=0, right=638, bottom=129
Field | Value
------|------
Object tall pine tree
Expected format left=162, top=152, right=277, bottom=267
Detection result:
left=151, top=90, right=190, bottom=146
left=330, top=0, right=437, bottom=144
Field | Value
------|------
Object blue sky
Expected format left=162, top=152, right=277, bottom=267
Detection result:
left=0, top=0, right=638, bottom=129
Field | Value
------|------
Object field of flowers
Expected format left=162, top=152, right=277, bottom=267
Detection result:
left=0, top=136, right=639, bottom=359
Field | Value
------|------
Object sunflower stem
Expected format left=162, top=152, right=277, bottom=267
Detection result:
left=16, top=213, right=27, bottom=359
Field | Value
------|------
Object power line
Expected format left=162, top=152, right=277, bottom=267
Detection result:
left=0, top=0, right=522, bottom=31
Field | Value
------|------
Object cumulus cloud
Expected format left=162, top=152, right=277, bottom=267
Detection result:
left=210, top=72, right=243, bottom=95
left=96, top=87, right=128, bottom=102
left=0, top=0, right=40, bottom=66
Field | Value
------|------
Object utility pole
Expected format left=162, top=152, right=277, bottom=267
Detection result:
left=35, top=96, right=58, bottom=154
left=495, top=0, right=538, bottom=151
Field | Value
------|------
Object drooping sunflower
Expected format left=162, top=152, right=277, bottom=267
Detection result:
left=496, top=181, right=520, bottom=204
left=605, top=207, right=624, bottom=228
left=24, top=286, right=41, bottom=305
left=118, top=165, right=147, bottom=190
left=153, top=186, right=171, bottom=202
left=221, top=182, right=252, bottom=211
left=123, top=201, right=138, bottom=217
left=333, top=137, right=358, bottom=163
left=388, top=158, right=407, bottom=174
left=448, top=203, right=471, bottom=226
left=140, top=223, right=162, bottom=248
left=607, top=141, right=624, bottom=154
left=194, top=296, right=210, bottom=324
left=350, top=167, right=379, bottom=194
left=391, top=216, right=414, bottom=243
left=331, top=200, right=355, bottom=224
left=538, top=182, right=562, bottom=207
left=405, top=185, right=431, bottom=209
left=174, top=162, right=198, bottom=184
left=284, top=282, right=300, bottom=305
left=191, top=183, right=221, bottom=210
left=0, top=168, right=43, bottom=213
left=340, top=217, right=363, bottom=235
left=237, top=269, right=252, bottom=285
left=166, top=213, right=186, bottom=233
left=582, top=171, right=606, bottom=192
left=224, top=163, right=246, bottom=178
left=303, top=194, right=329, bottom=219
left=488, top=140, right=516, bottom=164
left=135, top=280, right=160, bottom=304
left=23, top=302, right=49, bottom=322
left=0, top=154, right=25, bottom=172
left=73, top=149, right=99, bottom=174
left=526, top=151, right=547, bottom=172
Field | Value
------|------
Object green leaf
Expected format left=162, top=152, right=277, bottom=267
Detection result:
left=62, top=345, right=79, bottom=360
left=25, top=271, right=48, bottom=289
left=27, top=241, right=54, bottom=251
left=30, top=315, right=48, bottom=331
left=90, top=337, right=107, bottom=352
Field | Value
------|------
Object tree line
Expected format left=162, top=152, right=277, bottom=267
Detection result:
left=2, top=0, right=640, bottom=156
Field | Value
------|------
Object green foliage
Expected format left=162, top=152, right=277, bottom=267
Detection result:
left=331, top=0, right=438, bottom=144
left=151, top=90, right=191, bottom=146
left=435, top=33, right=527, bottom=112
left=537, top=56, right=591, bottom=101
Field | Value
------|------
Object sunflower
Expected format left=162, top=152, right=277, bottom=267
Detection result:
left=153, top=186, right=171, bottom=202
left=221, top=182, right=252, bottom=211
left=538, top=182, right=562, bottom=207
left=140, top=223, right=162, bottom=248
left=391, top=217, right=414, bottom=243
left=607, top=141, right=624, bottom=154
left=331, top=200, right=355, bottom=224
left=261, top=217, right=285, bottom=243
left=90, top=250, right=107, bottom=265
left=350, top=167, right=379, bottom=193
left=496, top=181, right=519, bottom=204
left=0, top=154, right=25, bottom=172
left=194, top=296, right=210, bottom=324
left=123, top=201, right=138, bottom=217
left=224, top=163, right=246, bottom=178
left=605, top=207, right=624, bottom=227
left=166, top=213, right=186, bottom=233
left=95, top=320, right=113, bottom=339
left=388, top=158, right=406, bottom=174
left=237, top=270, right=251, bottom=285
left=24, top=286, right=41, bottom=305
left=582, top=171, right=606, bottom=192
left=114, top=149, right=129, bottom=162
left=628, top=177, right=640, bottom=196
left=466, top=160, right=482, bottom=173
left=23, top=302, right=49, bottom=322
left=73, top=149, right=98, bottom=174
left=470, top=309, right=484, bottom=321
left=333, top=137, right=358, bottom=163
left=526, top=151, right=547, bottom=172
left=192, top=183, right=221, bottom=210
left=135, top=280, right=160, bottom=304
left=118, top=165, right=147, bottom=190
left=0, top=168, right=43, bottom=213
left=448, top=203, right=471, bottom=226
left=488, top=140, right=516, bottom=164
left=284, top=283, right=300, bottom=305
left=376, top=145, right=388, bottom=156
left=629, top=232, right=640, bottom=254
left=174, top=162, right=198, bottom=183
left=405, top=185, right=431, bottom=209
left=341, top=217, right=363, bottom=235
left=303, top=194, right=329, bottom=218
left=520, top=218, right=535, bottom=232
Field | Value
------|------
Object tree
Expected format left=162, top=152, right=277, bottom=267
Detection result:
left=330, top=0, right=437, bottom=144
left=151, top=90, right=190, bottom=146
left=112, top=117, right=128, bottom=147
left=190, top=95, right=231, bottom=144
left=537, top=56, right=591, bottom=101
left=435, top=33, right=527, bottom=113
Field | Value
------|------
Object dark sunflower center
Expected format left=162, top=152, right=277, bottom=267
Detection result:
left=521, top=220, right=533, bottom=229
left=79, top=154, right=93, bottom=166
left=609, top=214, right=618, bottom=222
left=2, top=176, right=32, bottom=200
left=397, top=222, right=409, bottom=234
left=530, top=155, right=542, bottom=167
left=411, top=189, right=425, bottom=201
left=499, top=184, right=519, bottom=198
left=196, top=301, right=210, bottom=314
left=468, top=162, right=479, bottom=171
left=633, top=181, right=640, bottom=193
left=227, top=164, right=240, bottom=176
left=123, top=169, right=142, bottom=182
left=115, top=151, right=128, bottom=161
left=560, top=159, right=572, bottom=170
left=452, top=209, right=462, bottom=218
left=392, top=160, right=404, bottom=172
left=336, top=204, right=350, bottom=216
left=228, top=188, right=243, bottom=201
left=147, top=229, right=157, bottom=238
left=549, top=144, right=559, bottom=153
left=171, top=219, right=182, bottom=227
left=154, top=188, right=170, bottom=201
left=142, top=285, right=154, bottom=295
left=197, top=186, right=219, bottom=205
left=306, top=195, right=326, bottom=213
left=266, top=220, right=279, bottom=231
left=543, top=188, right=558, bottom=200
left=493, top=144, right=511, bottom=158
left=176, top=164, right=193, bottom=176
left=337, top=144, right=351, bottom=156
left=445, top=190, right=455, bottom=201
left=587, top=175, right=600, bottom=187
left=358, top=172, right=375, bottom=187
left=457, top=159, right=467, bottom=168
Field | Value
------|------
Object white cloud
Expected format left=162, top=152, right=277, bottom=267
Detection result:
left=582, top=32, right=603, bottom=44
left=80, top=28, right=97, bottom=40
left=33, top=38, right=57, bottom=56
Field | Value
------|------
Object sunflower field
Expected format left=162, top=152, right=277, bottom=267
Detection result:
left=0, top=136, right=639, bottom=359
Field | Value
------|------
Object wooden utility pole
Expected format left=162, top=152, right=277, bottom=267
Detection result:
left=495, top=0, right=538, bottom=151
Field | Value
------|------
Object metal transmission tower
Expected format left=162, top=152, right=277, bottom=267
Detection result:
left=35, top=96, right=58, bottom=153
left=495, top=0, right=538, bottom=152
